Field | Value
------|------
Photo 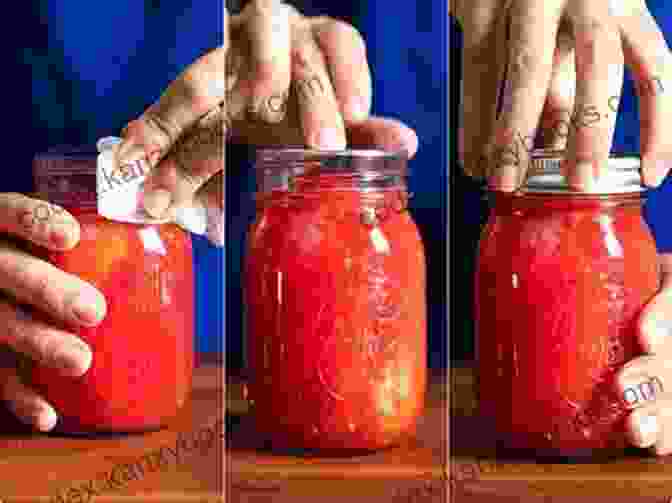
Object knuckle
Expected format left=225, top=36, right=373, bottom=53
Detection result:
left=576, top=18, right=621, bottom=52
left=12, top=262, right=62, bottom=321
left=509, top=44, right=546, bottom=80
left=318, top=18, right=366, bottom=55
left=181, top=65, right=217, bottom=106
left=251, top=60, right=277, bottom=92
left=30, top=274, right=54, bottom=312
left=192, top=50, right=226, bottom=99
left=175, top=157, right=205, bottom=191
left=6, top=312, right=46, bottom=361
left=17, top=210, right=36, bottom=232
left=292, top=31, right=316, bottom=68
left=25, top=330, right=55, bottom=365
left=142, top=111, right=180, bottom=152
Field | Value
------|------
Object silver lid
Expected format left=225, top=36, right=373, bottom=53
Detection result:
left=255, top=148, right=407, bottom=174
left=254, top=148, right=408, bottom=194
left=522, top=153, right=644, bottom=194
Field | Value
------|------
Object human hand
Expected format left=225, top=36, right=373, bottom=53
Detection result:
left=115, top=1, right=417, bottom=248
left=614, top=254, right=672, bottom=455
left=225, top=0, right=418, bottom=154
left=455, top=0, right=672, bottom=190
left=0, top=194, right=105, bottom=431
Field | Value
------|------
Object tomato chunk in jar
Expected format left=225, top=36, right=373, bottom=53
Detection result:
left=476, top=154, right=660, bottom=458
left=245, top=149, right=426, bottom=452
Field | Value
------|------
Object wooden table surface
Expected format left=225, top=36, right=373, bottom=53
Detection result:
left=0, top=353, right=223, bottom=503
left=451, top=363, right=672, bottom=501
left=226, top=369, right=448, bottom=503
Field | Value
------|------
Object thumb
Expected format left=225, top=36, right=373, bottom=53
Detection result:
left=346, top=117, right=419, bottom=158
left=638, top=253, right=672, bottom=354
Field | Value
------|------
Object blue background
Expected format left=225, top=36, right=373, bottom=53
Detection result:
left=21, top=0, right=666, bottom=365
left=15, top=1, right=223, bottom=354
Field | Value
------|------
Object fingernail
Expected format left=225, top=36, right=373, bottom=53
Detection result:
left=143, top=189, right=173, bottom=218
left=633, top=413, right=659, bottom=447
left=175, top=202, right=208, bottom=236
left=253, top=0, right=282, bottom=12
left=52, top=342, right=92, bottom=377
left=206, top=206, right=224, bottom=247
left=115, top=140, right=146, bottom=167
left=568, top=161, right=597, bottom=191
left=345, top=98, right=368, bottom=122
left=643, top=156, right=671, bottom=187
left=313, top=128, right=346, bottom=150
left=392, top=142, right=414, bottom=160
left=49, top=229, right=70, bottom=248
left=207, top=221, right=224, bottom=247
left=642, top=311, right=670, bottom=350
left=34, top=405, right=57, bottom=432
left=70, top=287, right=105, bottom=326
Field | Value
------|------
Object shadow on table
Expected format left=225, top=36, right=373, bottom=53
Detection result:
left=451, top=410, right=649, bottom=465
left=227, top=410, right=435, bottom=460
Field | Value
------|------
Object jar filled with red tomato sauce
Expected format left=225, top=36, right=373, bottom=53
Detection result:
left=476, top=153, right=660, bottom=458
left=21, top=144, right=195, bottom=434
left=245, top=149, right=426, bottom=452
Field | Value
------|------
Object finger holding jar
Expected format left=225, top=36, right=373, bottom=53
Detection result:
left=616, top=253, right=672, bottom=455
left=0, top=193, right=106, bottom=432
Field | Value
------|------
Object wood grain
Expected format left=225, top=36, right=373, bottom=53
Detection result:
left=451, top=363, right=672, bottom=499
left=226, top=370, right=448, bottom=503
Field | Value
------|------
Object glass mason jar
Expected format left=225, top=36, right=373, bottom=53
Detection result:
left=476, top=153, right=660, bottom=458
left=245, top=149, right=427, bottom=452
left=21, top=145, right=195, bottom=434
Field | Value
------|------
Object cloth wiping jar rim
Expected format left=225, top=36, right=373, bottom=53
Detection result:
left=96, top=136, right=208, bottom=234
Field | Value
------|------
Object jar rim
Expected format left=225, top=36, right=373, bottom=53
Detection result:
left=521, top=151, right=645, bottom=195
left=254, top=148, right=409, bottom=194
left=255, top=148, right=406, bottom=161
left=254, top=148, right=409, bottom=181
left=33, top=146, right=98, bottom=209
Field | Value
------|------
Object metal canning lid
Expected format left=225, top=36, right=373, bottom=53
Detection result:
left=256, top=148, right=407, bottom=172
left=522, top=152, right=644, bottom=194
left=254, top=148, right=409, bottom=193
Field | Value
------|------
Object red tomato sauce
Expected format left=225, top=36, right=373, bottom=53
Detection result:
left=245, top=170, right=426, bottom=452
left=23, top=210, right=194, bottom=434
left=476, top=192, right=659, bottom=456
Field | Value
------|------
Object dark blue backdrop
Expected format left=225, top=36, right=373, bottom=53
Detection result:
left=13, top=1, right=223, bottom=354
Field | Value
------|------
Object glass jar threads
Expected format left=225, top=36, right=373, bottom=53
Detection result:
left=476, top=154, right=660, bottom=458
left=245, top=149, right=427, bottom=452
